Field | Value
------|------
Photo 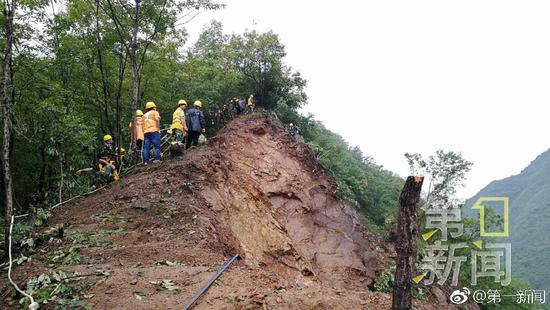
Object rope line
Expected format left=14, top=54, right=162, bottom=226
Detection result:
left=7, top=215, right=39, bottom=310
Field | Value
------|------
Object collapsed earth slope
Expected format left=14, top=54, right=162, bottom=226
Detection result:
left=3, top=114, right=457, bottom=309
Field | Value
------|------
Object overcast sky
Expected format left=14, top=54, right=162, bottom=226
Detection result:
left=186, top=0, right=550, bottom=198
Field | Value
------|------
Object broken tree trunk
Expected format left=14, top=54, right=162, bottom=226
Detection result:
left=392, top=176, right=424, bottom=310
left=129, top=0, right=141, bottom=151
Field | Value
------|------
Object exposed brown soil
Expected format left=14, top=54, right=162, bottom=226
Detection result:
left=1, top=114, right=475, bottom=309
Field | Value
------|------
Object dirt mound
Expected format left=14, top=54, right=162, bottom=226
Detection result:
left=1, top=114, right=462, bottom=309
left=197, top=115, right=388, bottom=286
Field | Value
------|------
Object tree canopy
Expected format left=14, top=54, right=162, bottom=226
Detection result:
left=3, top=7, right=399, bottom=248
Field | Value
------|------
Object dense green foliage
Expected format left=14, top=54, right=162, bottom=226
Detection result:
left=466, top=148, right=550, bottom=309
left=2, top=2, right=545, bottom=309
left=2, top=10, right=308, bottom=210
left=405, top=150, right=473, bottom=209
left=454, top=217, right=541, bottom=310
left=2, top=1, right=402, bottom=248
left=408, top=151, right=542, bottom=309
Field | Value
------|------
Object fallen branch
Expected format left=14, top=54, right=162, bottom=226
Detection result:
left=7, top=215, right=38, bottom=310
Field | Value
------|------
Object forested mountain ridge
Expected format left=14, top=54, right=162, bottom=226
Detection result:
left=465, top=148, right=550, bottom=309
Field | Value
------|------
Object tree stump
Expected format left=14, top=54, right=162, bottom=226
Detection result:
left=57, top=223, right=64, bottom=239
left=392, top=176, right=424, bottom=310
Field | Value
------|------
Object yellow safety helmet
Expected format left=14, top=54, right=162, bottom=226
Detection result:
left=194, top=100, right=202, bottom=108
left=178, top=99, right=187, bottom=106
left=289, top=123, right=294, bottom=127
left=136, top=110, right=144, bottom=117
left=250, top=94, right=254, bottom=97
left=145, top=102, right=156, bottom=110
left=103, top=134, right=113, bottom=142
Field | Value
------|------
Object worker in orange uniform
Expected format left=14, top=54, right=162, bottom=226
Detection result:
left=142, top=102, right=161, bottom=165
left=129, top=109, right=145, bottom=150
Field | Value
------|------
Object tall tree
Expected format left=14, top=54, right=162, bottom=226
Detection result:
left=188, top=24, right=307, bottom=111
left=2, top=0, right=16, bottom=257
left=227, top=30, right=307, bottom=110
left=404, top=150, right=473, bottom=209
left=102, top=0, right=222, bottom=149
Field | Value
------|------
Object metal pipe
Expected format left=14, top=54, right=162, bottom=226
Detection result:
left=183, top=254, right=240, bottom=310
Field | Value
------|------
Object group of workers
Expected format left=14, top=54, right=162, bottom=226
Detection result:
left=130, top=99, right=206, bottom=164
left=288, top=123, right=299, bottom=137
left=228, top=94, right=255, bottom=115
left=79, top=94, right=258, bottom=188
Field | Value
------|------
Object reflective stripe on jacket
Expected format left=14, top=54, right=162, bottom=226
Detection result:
left=99, top=161, right=119, bottom=181
left=170, top=107, right=187, bottom=132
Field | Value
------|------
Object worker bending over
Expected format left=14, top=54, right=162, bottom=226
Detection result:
left=76, top=134, right=120, bottom=187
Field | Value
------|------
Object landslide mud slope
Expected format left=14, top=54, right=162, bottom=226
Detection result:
left=2, top=114, right=457, bottom=309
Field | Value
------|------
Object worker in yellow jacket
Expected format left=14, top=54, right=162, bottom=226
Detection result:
left=129, top=110, right=145, bottom=150
left=142, top=102, right=161, bottom=164
left=246, top=94, right=255, bottom=114
left=169, top=100, right=188, bottom=143
left=76, top=134, right=120, bottom=188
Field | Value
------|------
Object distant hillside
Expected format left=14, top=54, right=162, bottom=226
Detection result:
left=466, top=148, right=550, bottom=308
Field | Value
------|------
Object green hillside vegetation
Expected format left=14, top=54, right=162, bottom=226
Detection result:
left=276, top=104, right=404, bottom=232
left=407, top=151, right=543, bottom=310
left=1, top=4, right=402, bottom=253
left=455, top=215, right=541, bottom=310
left=1, top=2, right=543, bottom=308
left=466, top=149, right=550, bottom=309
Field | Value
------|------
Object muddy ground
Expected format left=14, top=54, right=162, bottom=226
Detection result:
left=1, top=115, right=474, bottom=309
